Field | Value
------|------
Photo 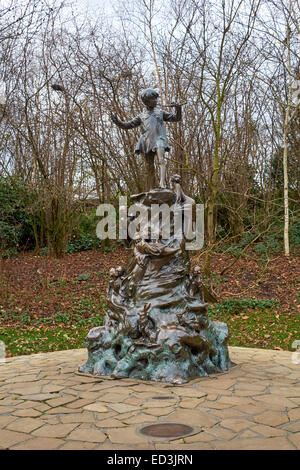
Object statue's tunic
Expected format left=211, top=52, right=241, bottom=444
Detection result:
left=116, top=107, right=182, bottom=156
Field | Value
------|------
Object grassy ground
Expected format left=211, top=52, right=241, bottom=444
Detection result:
left=0, top=246, right=299, bottom=356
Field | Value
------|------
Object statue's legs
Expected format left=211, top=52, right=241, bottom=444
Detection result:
left=157, top=147, right=166, bottom=188
left=146, top=153, right=156, bottom=190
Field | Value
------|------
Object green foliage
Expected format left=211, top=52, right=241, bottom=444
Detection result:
left=66, top=234, right=102, bottom=253
left=0, top=300, right=105, bottom=329
left=0, top=326, right=89, bottom=355
left=217, top=216, right=300, bottom=260
left=0, top=177, right=36, bottom=257
left=290, top=220, right=300, bottom=247
left=208, top=297, right=280, bottom=316
left=66, top=210, right=103, bottom=253
left=207, top=298, right=299, bottom=351
left=53, top=312, right=71, bottom=323
left=77, top=273, right=92, bottom=282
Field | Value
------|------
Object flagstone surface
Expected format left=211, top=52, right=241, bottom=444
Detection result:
left=0, top=346, right=299, bottom=450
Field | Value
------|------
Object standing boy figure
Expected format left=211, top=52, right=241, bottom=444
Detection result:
left=111, top=88, right=182, bottom=189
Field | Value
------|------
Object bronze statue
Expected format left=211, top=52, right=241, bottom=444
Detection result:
left=111, top=88, right=182, bottom=189
left=80, top=85, right=233, bottom=384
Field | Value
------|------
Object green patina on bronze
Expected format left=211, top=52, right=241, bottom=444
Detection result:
left=79, top=187, right=233, bottom=384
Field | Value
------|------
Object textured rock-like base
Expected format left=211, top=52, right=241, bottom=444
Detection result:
left=79, top=319, right=232, bottom=384
left=79, top=188, right=233, bottom=384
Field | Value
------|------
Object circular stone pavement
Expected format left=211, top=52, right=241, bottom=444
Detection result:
left=0, top=346, right=299, bottom=450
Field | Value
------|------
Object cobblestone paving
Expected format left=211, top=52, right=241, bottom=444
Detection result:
left=0, top=347, right=299, bottom=450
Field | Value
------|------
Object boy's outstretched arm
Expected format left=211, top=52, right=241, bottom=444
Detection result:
left=111, top=113, right=142, bottom=129
left=162, top=103, right=182, bottom=122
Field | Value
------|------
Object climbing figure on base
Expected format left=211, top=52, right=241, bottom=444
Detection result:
left=111, top=88, right=182, bottom=189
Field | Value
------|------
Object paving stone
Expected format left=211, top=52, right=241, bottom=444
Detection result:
left=0, top=398, right=25, bottom=406
left=204, top=402, right=232, bottom=410
left=269, top=386, right=300, bottom=397
left=221, top=418, right=254, bottom=432
left=95, top=418, right=127, bottom=428
left=155, top=442, right=213, bottom=450
left=288, top=432, right=300, bottom=449
left=134, top=392, right=160, bottom=400
left=252, top=399, right=287, bottom=412
left=0, top=405, right=14, bottom=414
left=46, top=396, right=78, bottom=407
left=6, top=417, right=45, bottom=433
left=32, top=403, right=51, bottom=412
left=290, top=397, right=300, bottom=405
left=108, top=427, right=149, bottom=444
left=281, top=422, right=300, bottom=433
left=67, top=427, right=106, bottom=443
left=96, top=443, right=150, bottom=450
left=11, top=437, right=64, bottom=450
left=213, top=437, right=294, bottom=450
left=32, top=423, right=79, bottom=438
left=43, top=406, right=82, bottom=415
left=60, top=411, right=97, bottom=424
left=104, top=386, right=134, bottom=394
left=58, top=441, right=98, bottom=450
left=66, top=398, right=95, bottom=409
left=235, top=390, right=266, bottom=397
left=14, top=400, right=43, bottom=410
left=83, top=403, right=109, bottom=413
left=182, top=432, right=214, bottom=443
left=218, top=396, right=254, bottom=406
left=142, top=399, right=177, bottom=409
left=196, top=379, right=236, bottom=390
left=109, top=403, right=140, bottom=413
left=42, top=384, right=66, bottom=393
left=19, top=393, right=60, bottom=401
left=61, top=388, right=79, bottom=396
left=205, top=393, right=219, bottom=401
left=70, top=376, right=102, bottom=384
left=69, top=383, right=97, bottom=391
left=124, top=396, right=144, bottom=406
left=234, top=383, right=266, bottom=392
left=232, top=404, right=267, bottom=415
left=0, top=429, right=32, bottom=448
left=178, top=398, right=202, bottom=409
left=253, top=411, right=289, bottom=427
left=143, top=407, right=174, bottom=417
left=238, top=429, right=259, bottom=438
left=206, top=426, right=236, bottom=441
left=100, top=393, right=132, bottom=404
left=0, top=415, right=18, bottom=427
left=11, top=385, right=43, bottom=395
left=12, top=408, right=42, bottom=418
left=210, top=408, right=246, bottom=420
left=288, top=407, right=300, bottom=421
left=121, top=413, right=158, bottom=425
left=104, top=411, right=132, bottom=420
left=164, top=409, right=219, bottom=428
left=5, top=375, right=38, bottom=383
left=89, top=383, right=118, bottom=392
left=79, top=392, right=103, bottom=400
left=173, top=388, right=207, bottom=398
left=251, top=424, right=287, bottom=437
left=131, top=385, right=163, bottom=393
left=39, top=417, right=60, bottom=425
left=253, top=394, right=297, bottom=409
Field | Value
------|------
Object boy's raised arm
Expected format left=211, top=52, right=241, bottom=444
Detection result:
left=111, top=113, right=142, bottom=129
left=162, top=103, right=182, bottom=123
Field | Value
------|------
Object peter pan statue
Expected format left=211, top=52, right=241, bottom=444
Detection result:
left=111, top=88, right=182, bottom=189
